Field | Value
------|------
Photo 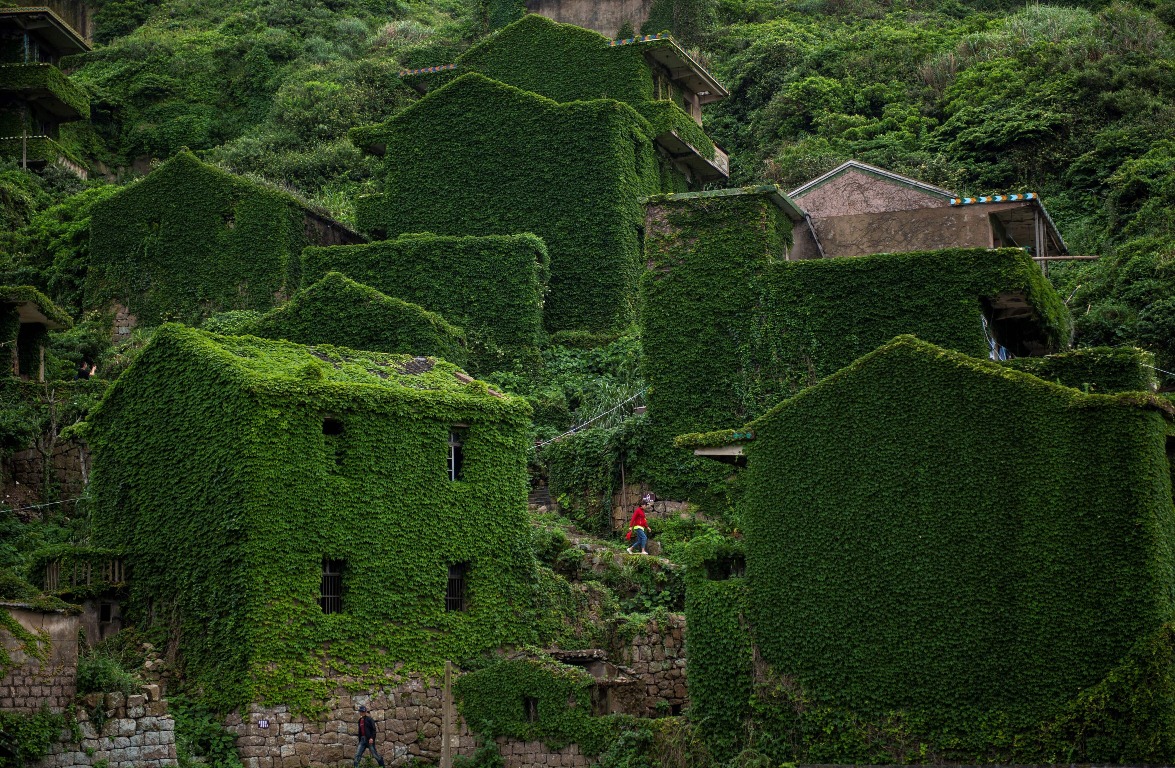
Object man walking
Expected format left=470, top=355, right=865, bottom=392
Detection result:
left=354, top=705, right=385, bottom=768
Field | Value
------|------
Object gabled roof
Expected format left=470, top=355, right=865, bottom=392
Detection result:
left=677, top=336, right=1174, bottom=455
left=789, top=160, right=957, bottom=201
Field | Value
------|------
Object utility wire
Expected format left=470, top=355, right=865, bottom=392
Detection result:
left=3, top=497, right=82, bottom=514
left=537, top=389, right=647, bottom=448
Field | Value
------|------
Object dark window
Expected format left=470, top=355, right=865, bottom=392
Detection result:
left=524, top=696, right=539, bottom=723
left=323, top=418, right=344, bottom=469
left=590, top=686, right=610, bottom=716
left=670, top=703, right=683, bottom=716
left=320, top=559, right=345, bottom=614
left=448, top=429, right=467, bottom=481
left=98, top=602, right=113, bottom=624
left=446, top=562, right=469, bottom=612
left=705, top=554, right=746, bottom=581
left=1167, top=436, right=1175, bottom=509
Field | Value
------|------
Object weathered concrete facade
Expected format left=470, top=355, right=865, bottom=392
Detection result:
left=0, top=603, right=78, bottom=713
left=523, top=0, right=652, bottom=38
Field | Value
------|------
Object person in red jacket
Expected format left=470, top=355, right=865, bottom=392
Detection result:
left=353, top=705, right=385, bottom=767
left=626, top=504, right=650, bottom=555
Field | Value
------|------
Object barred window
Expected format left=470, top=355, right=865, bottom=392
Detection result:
left=524, top=696, right=539, bottom=723
left=320, top=558, right=345, bottom=614
left=446, top=562, right=469, bottom=612
left=447, top=429, right=467, bottom=481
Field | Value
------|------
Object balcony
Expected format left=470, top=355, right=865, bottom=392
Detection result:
left=0, top=63, right=89, bottom=118
left=0, top=134, right=87, bottom=177
left=0, top=1, right=92, bottom=50
left=655, top=130, right=730, bottom=183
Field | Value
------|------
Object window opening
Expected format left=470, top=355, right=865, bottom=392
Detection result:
left=524, top=696, right=539, bottom=723
left=98, top=602, right=112, bottom=624
left=670, top=703, right=683, bottom=716
left=704, top=554, right=746, bottom=581
left=448, top=428, right=467, bottom=481
left=446, top=562, right=469, bottom=612
left=1167, top=436, right=1175, bottom=510
left=590, top=685, right=611, bottom=716
left=320, top=558, right=344, bottom=614
left=323, top=418, right=344, bottom=469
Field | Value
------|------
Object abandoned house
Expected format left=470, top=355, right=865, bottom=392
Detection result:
left=86, top=150, right=365, bottom=329
left=351, top=16, right=732, bottom=333
left=84, top=324, right=536, bottom=708
left=0, top=0, right=92, bottom=177
left=788, top=160, right=1068, bottom=262
left=639, top=185, right=1068, bottom=497
left=680, top=334, right=1175, bottom=742
left=0, top=285, right=72, bottom=381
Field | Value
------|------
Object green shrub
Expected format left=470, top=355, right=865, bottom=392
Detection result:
left=76, top=651, right=140, bottom=696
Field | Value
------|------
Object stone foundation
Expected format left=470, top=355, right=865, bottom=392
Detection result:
left=496, top=737, right=592, bottom=767
left=227, top=676, right=481, bottom=767
left=612, top=613, right=688, bottom=716
left=38, top=688, right=177, bottom=768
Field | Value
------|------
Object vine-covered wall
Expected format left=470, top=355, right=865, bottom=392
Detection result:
left=244, top=271, right=468, bottom=366
left=451, top=15, right=715, bottom=165
left=731, top=335, right=1175, bottom=757
left=87, top=151, right=310, bottom=326
left=1004, top=345, right=1157, bottom=393
left=641, top=189, right=1070, bottom=500
left=302, top=232, right=547, bottom=372
left=350, top=72, right=660, bottom=333
left=86, top=324, right=536, bottom=712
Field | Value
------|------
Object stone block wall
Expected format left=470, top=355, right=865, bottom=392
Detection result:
left=495, top=737, right=591, bottom=768
left=39, top=687, right=178, bottom=768
left=2, top=439, right=88, bottom=509
left=0, top=604, right=78, bottom=713
left=227, top=675, right=482, bottom=768
left=611, top=613, right=688, bottom=717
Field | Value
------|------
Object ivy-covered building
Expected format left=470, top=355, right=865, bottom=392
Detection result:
left=87, top=150, right=364, bottom=328
left=677, top=335, right=1175, bottom=763
left=1, top=284, right=72, bottom=381
left=351, top=15, right=729, bottom=332
left=85, top=324, right=536, bottom=709
left=639, top=186, right=1069, bottom=498
left=0, top=1, right=92, bottom=177
left=243, top=271, right=469, bottom=367
left=302, top=232, right=549, bottom=371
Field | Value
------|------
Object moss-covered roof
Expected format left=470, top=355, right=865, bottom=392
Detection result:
left=676, top=335, right=1174, bottom=448
left=110, top=324, right=518, bottom=408
left=0, top=284, right=72, bottom=329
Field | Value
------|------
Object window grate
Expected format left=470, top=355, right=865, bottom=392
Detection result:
left=524, top=696, right=539, bottom=723
left=320, top=559, right=344, bottom=614
left=446, top=562, right=468, bottom=612
left=44, top=560, right=59, bottom=591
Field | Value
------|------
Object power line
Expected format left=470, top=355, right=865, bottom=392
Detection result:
left=2, top=497, right=83, bottom=514
left=537, top=389, right=647, bottom=448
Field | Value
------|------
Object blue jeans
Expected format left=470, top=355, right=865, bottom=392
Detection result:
left=354, top=739, right=385, bottom=767
left=634, top=528, right=647, bottom=551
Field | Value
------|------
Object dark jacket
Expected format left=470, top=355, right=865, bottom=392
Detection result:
left=358, top=715, right=376, bottom=741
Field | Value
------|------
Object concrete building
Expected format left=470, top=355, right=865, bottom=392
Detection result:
left=789, top=160, right=1068, bottom=263
left=0, top=0, right=92, bottom=177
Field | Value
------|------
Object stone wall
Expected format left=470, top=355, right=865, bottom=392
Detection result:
left=495, top=737, right=591, bottom=768
left=39, top=687, right=178, bottom=768
left=611, top=613, right=687, bottom=717
left=1, top=439, right=88, bottom=510
left=0, top=604, right=78, bottom=713
left=228, top=675, right=481, bottom=768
